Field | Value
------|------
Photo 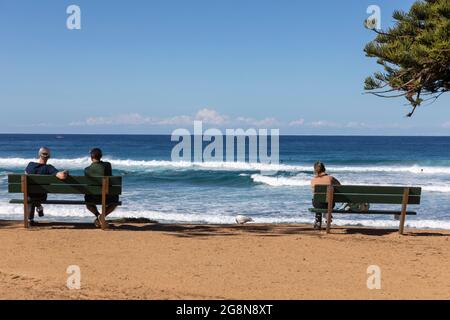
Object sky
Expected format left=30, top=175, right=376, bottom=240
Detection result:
left=0, top=0, right=449, bottom=135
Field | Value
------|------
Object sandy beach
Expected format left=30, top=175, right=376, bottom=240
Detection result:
left=0, top=220, right=449, bottom=300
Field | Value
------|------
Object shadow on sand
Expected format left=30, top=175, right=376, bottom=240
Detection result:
left=1, top=219, right=448, bottom=238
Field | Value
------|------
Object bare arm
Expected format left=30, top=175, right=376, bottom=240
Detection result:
left=56, top=171, right=68, bottom=180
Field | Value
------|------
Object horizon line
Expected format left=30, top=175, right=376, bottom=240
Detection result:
left=1, top=132, right=450, bottom=137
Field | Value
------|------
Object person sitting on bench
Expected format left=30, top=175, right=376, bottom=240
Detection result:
left=84, top=148, right=118, bottom=228
left=25, top=147, right=68, bottom=225
left=310, top=161, right=341, bottom=210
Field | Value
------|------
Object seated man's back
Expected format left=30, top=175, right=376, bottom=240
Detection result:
left=310, top=161, right=340, bottom=210
left=25, top=147, right=67, bottom=223
left=84, top=160, right=116, bottom=204
left=84, top=148, right=119, bottom=227
left=311, top=174, right=338, bottom=189
left=85, top=161, right=112, bottom=177
left=26, top=162, right=59, bottom=175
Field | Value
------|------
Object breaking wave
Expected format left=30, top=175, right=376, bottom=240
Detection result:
left=0, top=157, right=450, bottom=175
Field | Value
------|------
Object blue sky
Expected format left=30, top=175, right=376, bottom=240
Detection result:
left=0, top=0, right=449, bottom=135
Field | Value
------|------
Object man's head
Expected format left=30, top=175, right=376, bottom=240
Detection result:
left=314, top=161, right=326, bottom=176
left=90, top=148, right=103, bottom=162
left=38, top=147, right=51, bottom=163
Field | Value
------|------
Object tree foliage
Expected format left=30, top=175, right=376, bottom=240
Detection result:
left=364, top=0, right=450, bottom=116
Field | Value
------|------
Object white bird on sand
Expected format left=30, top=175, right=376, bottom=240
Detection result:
left=235, top=215, right=253, bottom=225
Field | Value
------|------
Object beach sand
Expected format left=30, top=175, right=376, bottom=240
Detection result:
left=0, top=220, right=449, bottom=300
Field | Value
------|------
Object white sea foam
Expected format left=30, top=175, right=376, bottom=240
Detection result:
left=332, top=219, right=450, bottom=230
left=422, top=185, right=450, bottom=193
left=0, top=157, right=92, bottom=170
left=0, top=157, right=290, bottom=172
left=1, top=157, right=450, bottom=175
left=109, top=159, right=300, bottom=172
left=337, top=182, right=450, bottom=193
left=2, top=157, right=450, bottom=193
left=0, top=172, right=8, bottom=181
left=0, top=203, right=449, bottom=230
left=251, top=174, right=450, bottom=193
left=251, top=174, right=310, bottom=187
left=328, top=165, right=450, bottom=175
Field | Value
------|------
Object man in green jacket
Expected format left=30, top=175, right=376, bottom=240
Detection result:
left=85, top=148, right=119, bottom=228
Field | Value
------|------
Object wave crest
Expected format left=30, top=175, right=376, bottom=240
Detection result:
left=1, top=157, right=450, bottom=175
left=251, top=174, right=310, bottom=187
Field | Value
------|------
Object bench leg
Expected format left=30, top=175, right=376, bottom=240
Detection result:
left=326, top=186, right=334, bottom=234
left=98, top=199, right=109, bottom=230
left=100, top=177, right=109, bottom=230
left=326, top=211, right=332, bottom=234
left=21, top=175, right=30, bottom=229
left=23, top=202, right=29, bottom=229
left=399, top=188, right=410, bottom=235
left=98, top=212, right=108, bottom=230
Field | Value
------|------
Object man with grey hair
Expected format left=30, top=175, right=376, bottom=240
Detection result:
left=25, top=147, right=68, bottom=225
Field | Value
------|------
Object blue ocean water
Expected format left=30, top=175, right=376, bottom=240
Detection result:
left=1, top=134, right=450, bottom=229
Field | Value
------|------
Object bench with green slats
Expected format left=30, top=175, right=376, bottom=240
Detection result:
left=8, top=174, right=122, bottom=229
left=309, top=185, right=421, bottom=235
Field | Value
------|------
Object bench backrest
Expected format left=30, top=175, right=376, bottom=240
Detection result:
left=313, top=185, right=421, bottom=205
left=8, top=174, right=122, bottom=195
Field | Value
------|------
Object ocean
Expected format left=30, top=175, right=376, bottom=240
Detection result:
left=1, top=134, right=450, bottom=229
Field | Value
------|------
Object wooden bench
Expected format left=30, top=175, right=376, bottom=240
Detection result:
left=309, top=185, right=421, bottom=235
left=8, top=174, right=122, bottom=230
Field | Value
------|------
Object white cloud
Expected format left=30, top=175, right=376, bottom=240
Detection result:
left=71, top=108, right=280, bottom=128
left=84, top=113, right=155, bottom=126
left=71, top=113, right=191, bottom=127
left=288, top=119, right=305, bottom=127
left=67, top=110, right=418, bottom=132
left=345, top=121, right=368, bottom=128
left=72, top=114, right=145, bottom=126
left=255, top=118, right=279, bottom=126
left=194, top=108, right=229, bottom=125
left=308, top=120, right=340, bottom=128
left=442, top=121, right=450, bottom=128
left=156, top=115, right=192, bottom=126
left=236, top=116, right=279, bottom=127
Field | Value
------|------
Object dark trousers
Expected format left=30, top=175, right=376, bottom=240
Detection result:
left=312, top=200, right=336, bottom=229
left=85, top=195, right=119, bottom=217
left=27, top=194, right=47, bottom=220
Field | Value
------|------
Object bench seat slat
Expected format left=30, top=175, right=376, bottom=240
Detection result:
left=314, top=185, right=422, bottom=196
left=313, top=193, right=421, bottom=205
left=8, top=174, right=122, bottom=186
left=308, top=208, right=416, bottom=215
left=8, top=184, right=122, bottom=195
left=9, top=199, right=122, bottom=206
